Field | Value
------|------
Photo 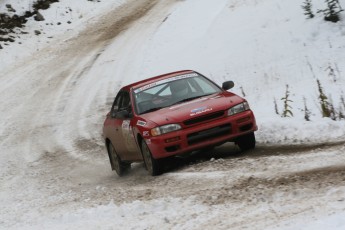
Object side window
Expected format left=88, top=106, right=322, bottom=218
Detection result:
left=111, top=92, right=122, bottom=114
left=118, top=91, right=131, bottom=111
left=111, top=90, right=132, bottom=119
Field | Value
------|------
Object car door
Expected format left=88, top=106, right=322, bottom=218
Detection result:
left=107, top=90, right=138, bottom=160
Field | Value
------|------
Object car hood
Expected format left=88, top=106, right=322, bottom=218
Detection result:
left=140, top=92, right=244, bottom=126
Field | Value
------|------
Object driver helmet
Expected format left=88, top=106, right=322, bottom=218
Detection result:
left=170, top=80, right=189, bottom=98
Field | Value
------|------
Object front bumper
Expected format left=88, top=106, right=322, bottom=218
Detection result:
left=146, top=110, right=257, bottom=159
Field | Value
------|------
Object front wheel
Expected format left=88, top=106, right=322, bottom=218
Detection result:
left=236, top=132, right=256, bottom=151
left=141, top=140, right=161, bottom=176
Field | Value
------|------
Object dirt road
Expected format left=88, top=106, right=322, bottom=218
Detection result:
left=3, top=140, right=344, bottom=228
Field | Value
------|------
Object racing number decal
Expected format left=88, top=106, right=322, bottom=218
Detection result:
left=121, top=120, right=137, bottom=151
left=143, top=131, right=149, bottom=137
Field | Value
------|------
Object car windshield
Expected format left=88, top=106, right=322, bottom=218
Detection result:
left=133, top=73, right=222, bottom=115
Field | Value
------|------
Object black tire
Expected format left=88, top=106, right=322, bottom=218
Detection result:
left=108, top=142, right=130, bottom=176
left=141, top=140, right=161, bottom=176
left=236, top=132, right=256, bottom=151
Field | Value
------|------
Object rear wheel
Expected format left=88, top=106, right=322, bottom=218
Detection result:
left=141, top=140, right=161, bottom=176
left=236, top=132, right=256, bottom=151
left=108, top=142, right=130, bottom=176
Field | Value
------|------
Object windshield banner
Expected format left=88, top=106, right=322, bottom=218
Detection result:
left=133, top=73, right=199, bottom=93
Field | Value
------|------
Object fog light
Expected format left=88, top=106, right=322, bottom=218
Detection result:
left=165, top=136, right=180, bottom=143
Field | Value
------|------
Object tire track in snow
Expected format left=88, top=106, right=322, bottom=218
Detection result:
left=0, top=1, right=184, bottom=226
left=67, top=0, right=182, bottom=158
left=53, top=0, right=164, bottom=159
left=0, top=0, right=165, bottom=224
left=0, top=0, right=161, bottom=163
left=18, top=142, right=345, bottom=226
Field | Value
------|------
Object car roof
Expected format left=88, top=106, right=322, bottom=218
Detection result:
left=122, top=70, right=195, bottom=91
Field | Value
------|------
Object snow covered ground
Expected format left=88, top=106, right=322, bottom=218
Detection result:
left=1, top=0, right=345, bottom=229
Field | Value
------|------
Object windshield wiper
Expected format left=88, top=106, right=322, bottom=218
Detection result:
left=141, top=107, right=164, bottom=114
left=170, top=95, right=206, bottom=106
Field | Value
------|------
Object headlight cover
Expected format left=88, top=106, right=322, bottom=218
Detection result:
left=228, top=102, right=250, bottom=116
left=151, top=124, right=182, bottom=136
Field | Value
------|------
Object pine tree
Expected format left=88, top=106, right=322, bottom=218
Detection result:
left=274, top=98, right=279, bottom=115
left=281, top=85, right=293, bottom=117
left=318, top=0, right=344, bottom=22
left=341, top=95, right=345, bottom=108
left=326, top=63, right=337, bottom=82
left=317, top=79, right=332, bottom=118
left=328, top=96, right=337, bottom=120
left=240, top=86, right=246, bottom=97
left=303, top=97, right=311, bottom=121
left=338, top=106, right=345, bottom=119
left=338, top=95, right=345, bottom=119
left=302, top=0, right=315, bottom=19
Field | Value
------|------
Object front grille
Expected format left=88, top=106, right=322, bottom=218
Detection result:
left=187, top=124, right=231, bottom=145
left=183, top=111, right=225, bottom=126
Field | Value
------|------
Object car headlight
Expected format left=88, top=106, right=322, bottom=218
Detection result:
left=227, top=102, right=250, bottom=116
left=151, top=124, right=182, bottom=136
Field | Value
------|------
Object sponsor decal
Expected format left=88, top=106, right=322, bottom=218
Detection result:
left=190, top=106, right=213, bottom=116
left=121, top=120, right=136, bottom=151
left=135, top=82, right=157, bottom=93
left=137, top=120, right=146, bottom=126
left=191, top=106, right=208, bottom=113
left=134, top=73, right=199, bottom=93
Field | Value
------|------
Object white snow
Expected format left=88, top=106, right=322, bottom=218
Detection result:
left=1, top=0, right=345, bottom=229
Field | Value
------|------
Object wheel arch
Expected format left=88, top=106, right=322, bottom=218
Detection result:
left=137, top=133, right=144, bottom=152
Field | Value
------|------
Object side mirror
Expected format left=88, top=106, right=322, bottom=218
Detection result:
left=110, top=110, right=117, bottom=118
left=222, top=81, right=234, bottom=90
left=117, top=110, right=131, bottom=119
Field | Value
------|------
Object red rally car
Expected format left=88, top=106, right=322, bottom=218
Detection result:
left=103, top=70, right=258, bottom=176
